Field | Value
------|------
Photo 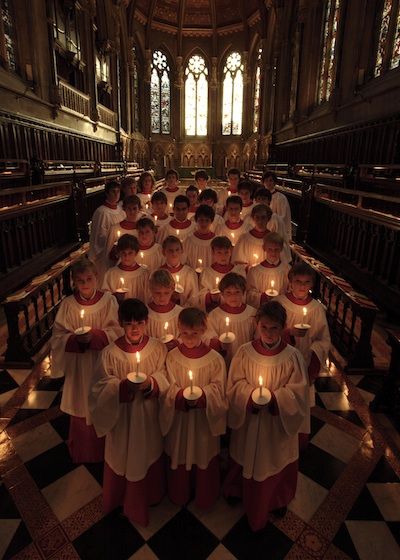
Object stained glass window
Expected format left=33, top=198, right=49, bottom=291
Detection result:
left=317, top=0, right=341, bottom=104
left=185, top=55, right=208, bottom=136
left=1, top=0, right=17, bottom=71
left=253, top=48, right=262, bottom=133
left=375, top=0, right=393, bottom=76
left=391, top=7, right=400, bottom=69
left=151, top=50, right=170, bottom=135
left=375, top=1, right=400, bottom=75
left=51, top=0, right=81, bottom=59
left=222, top=52, right=243, bottom=135
left=133, top=53, right=140, bottom=132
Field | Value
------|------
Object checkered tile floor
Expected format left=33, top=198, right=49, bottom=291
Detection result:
left=1, top=358, right=400, bottom=559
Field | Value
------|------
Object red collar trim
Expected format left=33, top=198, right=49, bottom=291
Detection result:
left=166, top=187, right=179, bottom=192
left=161, top=263, right=184, bottom=273
left=225, top=219, right=244, bottom=229
left=119, top=220, right=136, bottom=230
left=260, top=260, right=281, bottom=268
left=220, top=303, right=246, bottom=314
left=242, top=201, right=253, bottom=207
left=138, top=242, right=155, bottom=250
left=104, top=202, right=118, bottom=210
left=194, top=231, right=215, bottom=240
left=74, top=290, right=104, bottom=306
left=252, top=339, right=286, bottom=356
left=115, top=335, right=149, bottom=353
left=148, top=301, right=175, bottom=313
left=170, top=218, right=192, bottom=229
left=118, top=263, right=140, bottom=271
left=211, top=263, right=234, bottom=273
left=249, top=228, right=265, bottom=239
left=286, top=292, right=313, bottom=305
left=178, top=343, right=211, bottom=358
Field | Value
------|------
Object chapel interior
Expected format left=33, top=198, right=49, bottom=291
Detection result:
left=0, top=0, right=400, bottom=559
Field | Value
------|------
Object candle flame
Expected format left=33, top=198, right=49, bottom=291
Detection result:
left=188, top=370, right=193, bottom=381
left=120, top=277, right=124, bottom=286
left=228, top=190, right=231, bottom=196
left=198, top=258, right=202, bottom=266
left=216, top=276, right=220, bottom=287
left=164, top=321, right=168, bottom=331
left=176, top=275, right=180, bottom=284
left=117, top=230, right=121, bottom=238
left=154, top=215, right=158, bottom=222
left=303, top=307, right=307, bottom=317
left=80, top=309, right=84, bottom=319
left=253, top=253, right=259, bottom=260
left=136, top=351, right=140, bottom=364
left=225, top=316, right=230, bottom=327
left=140, top=251, right=144, bottom=259
left=176, top=229, right=180, bottom=236
left=259, top=375, right=263, bottom=387
left=271, top=280, right=275, bottom=288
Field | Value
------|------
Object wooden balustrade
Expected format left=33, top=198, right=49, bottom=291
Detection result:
left=98, top=104, right=117, bottom=129
left=58, top=80, right=90, bottom=117
left=0, top=159, right=31, bottom=188
left=0, top=181, right=72, bottom=210
left=39, top=160, right=97, bottom=183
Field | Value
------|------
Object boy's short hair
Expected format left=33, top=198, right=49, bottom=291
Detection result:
left=119, top=298, right=148, bottom=323
left=263, top=231, right=284, bottom=248
left=251, top=203, right=273, bottom=219
left=219, top=272, right=246, bottom=293
left=211, top=236, right=232, bottom=250
left=226, top=195, right=243, bottom=208
left=117, top=233, right=139, bottom=252
left=238, top=180, right=254, bottom=196
left=71, top=257, right=97, bottom=279
left=256, top=301, right=286, bottom=327
left=173, top=195, right=190, bottom=207
left=165, top=168, right=179, bottom=180
left=149, top=269, right=175, bottom=289
left=178, top=307, right=207, bottom=329
left=162, top=235, right=183, bottom=250
left=123, top=194, right=141, bottom=209
left=105, top=180, right=120, bottom=193
left=195, top=204, right=215, bottom=222
left=194, top=169, right=209, bottom=182
left=151, top=191, right=167, bottom=204
left=227, top=167, right=241, bottom=178
left=288, top=262, right=316, bottom=283
left=137, top=217, right=156, bottom=231
left=186, top=184, right=199, bottom=195
left=198, top=188, right=218, bottom=204
left=120, top=176, right=136, bottom=191
left=262, top=171, right=278, bottom=183
left=138, top=171, right=155, bottom=191
left=254, top=188, right=272, bottom=202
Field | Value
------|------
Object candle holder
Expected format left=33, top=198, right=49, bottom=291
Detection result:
left=219, top=331, right=236, bottom=344
left=114, top=288, right=128, bottom=303
left=265, top=288, right=279, bottom=297
left=251, top=387, right=271, bottom=406
left=183, top=385, right=202, bottom=401
left=210, top=287, right=220, bottom=295
left=74, top=326, right=92, bottom=336
left=195, top=267, right=203, bottom=274
left=127, top=371, right=147, bottom=384
left=293, top=323, right=311, bottom=337
left=160, top=333, right=174, bottom=344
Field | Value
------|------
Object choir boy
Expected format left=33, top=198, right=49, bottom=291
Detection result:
left=136, top=217, right=164, bottom=272
left=198, top=188, right=225, bottom=230
left=217, top=167, right=241, bottom=211
left=51, top=259, right=122, bottom=463
left=262, top=171, right=292, bottom=241
left=186, top=184, right=199, bottom=218
left=161, top=236, right=198, bottom=306
left=102, top=234, right=149, bottom=302
left=137, top=171, right=155, bottom=209
left=149, top=191, right=171, bottom=229
left=147, top=269, right=182, bottom=343
left=106, top=195, right=143, bottom=265
left=119, top=176, right=137, bottom=207
left=161, top=169, right=185, bottom=209
left=237, top=180, right=254, bottom=219
left=208, top=273, right=256, bottom=365
left=215, top=195, right=248, bottom=243
left=194, top=169, right=209, bottom=191
left=160, top=308, right=228, bottom=510
left=183, top=204, right=216, bottom=269
left=88, top=180, right=125, bottom=285
left=89, top=299, right=169, bottom=527
left=158, top=195, right=196, bottom=244
left=247, top=232, right=289, bottom=308
left=232, top=204, right=274, bottom=267
left=224, top=301, right=309, bottom=531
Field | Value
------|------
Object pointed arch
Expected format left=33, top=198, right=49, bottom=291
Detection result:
left=151, top=48, right=171, bottom=134
left=222, top=51, right=244, bottom=136
left=184, top=52, right=209, bottom=136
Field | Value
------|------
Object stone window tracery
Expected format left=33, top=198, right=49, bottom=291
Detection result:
left=222, top=52, right=243, bottom=136
left=151, top=49, right=170, bottom=135
left=185, top=54, right=208, bottom=136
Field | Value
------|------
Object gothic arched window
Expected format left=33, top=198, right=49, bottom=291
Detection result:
left=317, top=0, right=341, bottom=103
left=375, top=1, right=400, bottom=76
left=253, top=47, right=262, bottom=133
left=0, top=0, right=17, bottom=71
left=132, top=47, right=140, bottom=132
left=222, top=52, right=243, bottom=136
left=185, top=54, right=208, bottom=136
left=151, top=50, right=170, bottom=135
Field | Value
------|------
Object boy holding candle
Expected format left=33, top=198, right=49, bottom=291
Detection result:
left=237, top=180, right=255, bottom=219
left=262, top=171, right=292, bottom=241
left=160, top=169, right=185, bottom=208
left=208, top=273, right=256, bottom=366
left=51, top=259, right=122, bottom=463
left=194, top=169, right=209, bottom=191
left=246, top=232, right=289, bottom=308
left=137, top=171, right=155, bottom=209
left=147, top=269, right=182, bottom=345
left=183, top=205, right=216, bottom=269
left=106, top=195, right=143, bottom=265
left=198, top=189, right=225, bottom=229
left=102, top=234, right=149, bottom=303
left=215, top=195, right=248, bottom=242
left=136, top=217, right=164, bottom=272
left=89, top=298, right=169, bottom=527
left=161, top=236, right=199, bottom=306
left=160, top=307, right=228, bottom=510
left=186, top=184, right=199, bottom=218
left=149, top=191, right=171, bottom=229
left=224, top=301, right=309, bottom=531
left=157, top=195, right=196, bottom=244
left=232, top=204, right=274, bottom=267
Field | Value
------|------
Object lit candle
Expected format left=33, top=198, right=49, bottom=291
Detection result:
left=302, top=306, right=308, bottom=327
left=117, top=230, right=121, bottom=239
left=176, top=229, right=180, bottom=237
left=154, top=215, right=158, bottom=223
left=270, top=279, right=275, bottom=290
left=164, top=321, right=169, bottom=334
left=136, top=351, right=140, bottom=379
left=253, top=253, right=259, bottom=264
left=169, top=203, right=172, bottom=210
left=120, top=277, right=125, bottom=289
left=188, top=370, right=193, bottom=394
left=176, top=274, right=180, bottom=285
left=225, top=316, right=230, bottom=337
left=80, top=309, right=85, bottom=330
left=198, top=258, right=202, bottom=268
left=140, top=251, right=144, bottom=260
left=228, top=190, right=232, bottom=196
left=231, top=232, right=235, bottom=242
left=259, top=375, right=263, bottom=397
left=215, top=276, right=220, bottom=289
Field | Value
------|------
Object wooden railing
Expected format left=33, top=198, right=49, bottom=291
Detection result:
left=98, top=104, right=117, bottom=129
left=0, top=159, right=31, bottom=188
left=0, top=181, right=72, bottom=210
left=58, top=80, right=90, bottom=117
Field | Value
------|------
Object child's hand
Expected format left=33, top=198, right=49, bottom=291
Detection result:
left=186, top=398, right=198, bottom=408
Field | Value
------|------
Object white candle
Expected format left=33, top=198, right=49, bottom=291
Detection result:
left=154, top=215, right=158, bottom=223
left=169, top=203, right=172, bottom=210
left=120, top=277, right=125, bottom=289
left=80, top=309, right=84, bottom=330
left=270, top=279, right=275, bottom=290
left=302, top=306, right=307, bottom=327
left=117, top=230, right=121, bottom=239
left=188, top=370, right=193, bottom=394
left=140, top=251, right=144, bottom=260
left=164, top=321, right=169, bottom=333
left=215, top=276, right=220, bottom=289
left=225, top=316, right=230, bottom=337
left=228, top=190, right=231, bottom=196
left=136, top=351, right=140, bottom=379
left=176, top=274, right=180, bottom=284
left=198, top=258, right=202, bottom=268
left=259, top=375, right=263, bottom=397
left=176, top=229, right=180, bottom=237
left=231, top=232, right=235, bottom=242
left=253, top=253, right=259, bottom=264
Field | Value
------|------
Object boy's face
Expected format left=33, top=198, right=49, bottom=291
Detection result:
left=196, top=215, right=212, bottom=233
left=142, top=176, right=153, bottom=193
left=252, top=210, right=269, bottom=231
left=123, top=183, right=137, bottom=197
left=264, top=241, right=281, bottom=263
left=187, top=190, right=198, bottom=206
left=74, top=270, right=97, bottom=298
left=226, top=202, right=242, bottom=221
left=222, top=285, right=243, bottom=307
left=166, top=174, right=178, bottom=188
left=119, top=248, right=137, bottom=267
left=258, top=316, right=283, bottom=346
left=174, top=202, right=189, bottom=221
left=179, top=323, right=205, bottom=348
left=106, top=187, right=120, bottom=204
left=196, top=177, right=207, bottom=190
left=124, top=203, right=140, bottom=222
left=201, top=198, right=215, bottom=208
left=152, top=199, right=167, bottom=216
left=138, top=226, right=155, bottom=246
left=238, top=189, right=251, bottom=204
left=122, top=319, right=147, bottom=344
left=227, top=174, right=240, bottom=190
left=290, top=274, right=314, bottom=300
left=255, top=196, right=270, bottom=206
left=263, top=176, right=275, bottom=192
left=151, top=285, right=174, bottom=306
left=163, top=242, right=183, bottom=266
left=212, top=247, right=232, bottom=266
